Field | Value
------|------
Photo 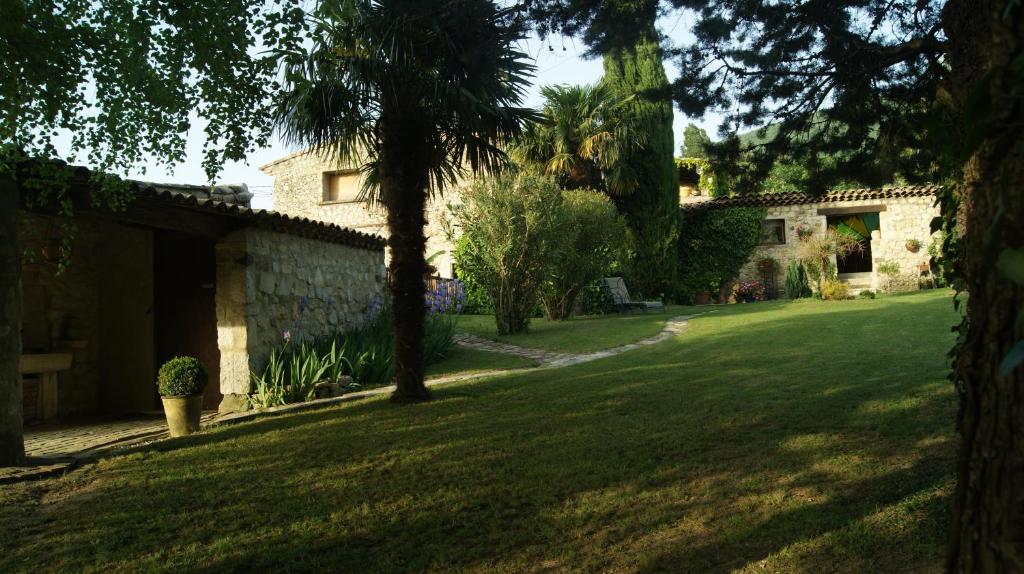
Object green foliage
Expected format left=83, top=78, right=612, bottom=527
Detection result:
left=784, top=262, right=813, bottom=299
left=274, top=0, right=536, bottom=205
left=761, top=162, right=810, bottom=194
left=602, top=30, right=679, bottom=298
left=681, top=124, right=711, bottom=159
left=859, top=290, right=877, bottom=299
left=675, top=157, right=720, bottom=196
left=676, top=207, right=765, bottom=299
left=577, top=279, right=616, bottom=315
left=453, top=249, right=495, bottom=315
left=541, top=190, right=628, bottom=320
left=796, top=229, right=861, bottom=294
left=2, top=2, right=303, bottom=181
left=877, top=260, right=901, bottom=277
left=157, top=357, right=209, bottom=398
left=450, top=173, right=564, bottom=335
left=671, top=2, right=943, bottom=191
left=250, top=311, right=457, bottom=408
left=512, top=83, right=643, bottom=193
left=820, top=279, right=850, bottom=301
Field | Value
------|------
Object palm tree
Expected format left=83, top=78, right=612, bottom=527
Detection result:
left=275, top=0, right=536, bottom=402
left=512, top=83, right=643, bottom=194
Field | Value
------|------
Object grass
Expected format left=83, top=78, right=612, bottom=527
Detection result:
left=0, top=289, right=958, bottom=573
left=456, top=305, right=689, bottom=353
left=426, top=347, right=538, bottom=379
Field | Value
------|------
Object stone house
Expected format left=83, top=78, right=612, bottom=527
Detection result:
left=679, top=185, right=941, bottom=294
left=18, top=166, right=385, bottom=421
left=261, top=151, right=462, bottom=278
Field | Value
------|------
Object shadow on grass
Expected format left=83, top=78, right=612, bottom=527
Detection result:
left=0, top=291, right=958, bottom=573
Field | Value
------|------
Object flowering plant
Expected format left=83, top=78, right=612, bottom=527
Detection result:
left=736, top=280, right=766, bottom=302
left=425, top=278, right=467, bottom=315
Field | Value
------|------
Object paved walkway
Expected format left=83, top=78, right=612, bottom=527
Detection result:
left=3, top=314, right=697, bottom=483
left=454, top=314, right=692, bottom=368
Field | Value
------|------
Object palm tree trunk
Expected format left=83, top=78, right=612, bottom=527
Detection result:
left=379, top=133, right=431, bottom=403
left=0, top=175, right=24, bottom=465
left=943, top=0, right=1024, bottom=569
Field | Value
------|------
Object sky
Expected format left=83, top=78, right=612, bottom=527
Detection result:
left=69, top=10, right=722, bottom=211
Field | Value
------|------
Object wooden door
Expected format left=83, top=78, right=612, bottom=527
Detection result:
left=154, top=233, right=222, bottom=410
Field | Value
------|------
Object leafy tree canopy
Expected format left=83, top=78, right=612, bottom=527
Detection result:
left=1, top=1, right=305, bottom=184
left=680, top=123, right=710, bottom=158
left=672, top=0, right=945, bottom=193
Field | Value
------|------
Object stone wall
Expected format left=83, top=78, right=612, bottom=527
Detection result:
left=261, top=151, right=461, bottom=277
left=19, top=213, right=156, bottom=418
left=215, top=227, right=386, bottom=411
left=737, top=195, right=939, bottom=293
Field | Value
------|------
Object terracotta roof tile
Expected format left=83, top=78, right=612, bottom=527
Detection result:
left=678, top=184, right=942, bottom=212
left=134, top=185, right=385, bottom=250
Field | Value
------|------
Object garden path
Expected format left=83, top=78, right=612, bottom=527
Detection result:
left=453, top=314, right=694, bottom=368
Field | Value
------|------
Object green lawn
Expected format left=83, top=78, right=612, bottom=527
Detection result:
left=426, top=346, right=538, bottom=379
left=457, top=305, right=690, bottom=353
left=1, top=289, right=958, bottom=573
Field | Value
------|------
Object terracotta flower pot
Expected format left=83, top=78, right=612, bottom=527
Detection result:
left=161, top=395, right=203, bottom=437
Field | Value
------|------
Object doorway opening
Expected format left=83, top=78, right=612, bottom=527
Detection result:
left=827, top=213, right=879, bottom=274
left=154, top=232, right=221, bottom=410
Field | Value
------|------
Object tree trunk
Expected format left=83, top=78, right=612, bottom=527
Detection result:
left=943, top=1, right=1024, bottom=570
left=379, top=120, right=431, bottom=403
left=0, top=175, right=24, bottom=465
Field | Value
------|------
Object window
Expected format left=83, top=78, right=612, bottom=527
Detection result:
left=322, top=170, right=361, bottom=203
left=760, top=219, right=786, bottom=245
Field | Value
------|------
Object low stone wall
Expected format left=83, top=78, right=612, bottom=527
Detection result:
left=216, top=227, right=385, bottom=412
left=737, top=195, right=939, bottom=293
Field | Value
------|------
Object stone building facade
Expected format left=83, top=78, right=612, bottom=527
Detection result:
left=681, top=185, right=941, bottom=295
left=260, top=151, right=462, bottom=278
left=19, top=169, right=384, bottom=420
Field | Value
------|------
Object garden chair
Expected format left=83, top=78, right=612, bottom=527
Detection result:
left=603, top=277, right=665, bottom=313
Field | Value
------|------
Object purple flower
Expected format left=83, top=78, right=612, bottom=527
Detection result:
left=283, top=330, right=292, bottom=343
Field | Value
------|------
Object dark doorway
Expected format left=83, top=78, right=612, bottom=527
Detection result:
left=827, top=213, right=877, bottom=273
left=154, top=232, right=221, bottom=410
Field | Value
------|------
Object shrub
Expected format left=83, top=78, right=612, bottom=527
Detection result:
left=736, top=280, right=766, bottom=302
left=540, top=190, right=628, bottom=320
left=784, top=261, right=813, bottom=299
left=876, top=260, right=901, bottom=293
left=453, top=252, right=495, bottom=314
left=250, top=305, right=457, bottom=408
left=676, top=206, right=765, bottom=299
left=158, top=356, right=208, bottom=397
left=796, top=229, right=862, bottom=294
left=577, top=279, right=616, bottom=314
left=858, top=289, right=876, bottom=299
left=450, top=173, right=564, bottom=334
left=820, top=279, right=850, bottom=300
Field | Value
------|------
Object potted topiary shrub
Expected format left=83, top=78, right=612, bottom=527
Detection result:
left=158, top=356, right=208, bottom=437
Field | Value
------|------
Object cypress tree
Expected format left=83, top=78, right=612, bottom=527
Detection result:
left=601, top=27, right=678, bottom=298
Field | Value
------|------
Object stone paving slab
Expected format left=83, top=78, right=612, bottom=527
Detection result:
left=455, top=315, right=694, bottom=368
left=0, top=460, right=76, bottom=484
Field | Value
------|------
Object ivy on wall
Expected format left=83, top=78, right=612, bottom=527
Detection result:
left=675, top=206, right=766, bottom=300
